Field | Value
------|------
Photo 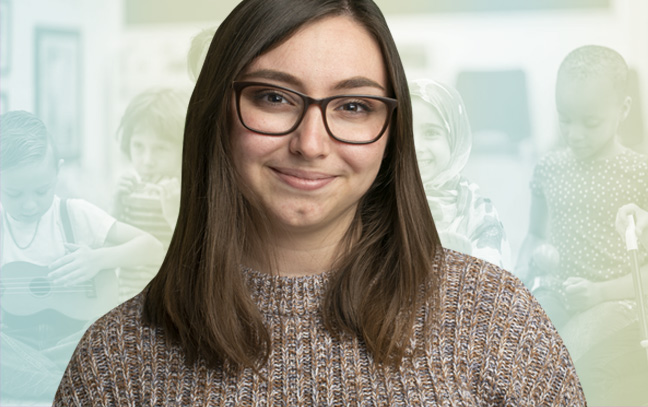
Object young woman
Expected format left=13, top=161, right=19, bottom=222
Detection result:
left=53, top=0, right=586, bottom=405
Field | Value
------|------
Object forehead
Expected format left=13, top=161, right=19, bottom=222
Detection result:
left=412, top=97, right=445, bottom=128
left=556, top=73, right=620, bottom=109
left=243, top=15, right=388, bottom=93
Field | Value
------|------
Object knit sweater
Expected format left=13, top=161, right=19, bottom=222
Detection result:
left=53, top=249, right=587, bottom=406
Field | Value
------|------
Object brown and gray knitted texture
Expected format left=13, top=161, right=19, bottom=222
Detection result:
left=53, top=249, right=587, bottom=406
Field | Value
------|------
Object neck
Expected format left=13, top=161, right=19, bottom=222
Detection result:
left=246, top=217, right=355, bottom=277
left=274, top=240, right=340, bottom=277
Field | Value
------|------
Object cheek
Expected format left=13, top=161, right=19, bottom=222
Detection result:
left=0, top=195, right=20, bottom=213
left=342, top=141, right=387, bottom=183
left=231, top=126, right=284, bottom=181
left=426, top=138, right=451, bottom=160
left=129, top=149, right=144, bottom=164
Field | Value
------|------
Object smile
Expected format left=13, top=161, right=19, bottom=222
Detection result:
left=271, top=167, right=337, bottom=191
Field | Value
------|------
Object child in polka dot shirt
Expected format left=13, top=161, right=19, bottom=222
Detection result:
left=517, top=45, right=648, bottom=405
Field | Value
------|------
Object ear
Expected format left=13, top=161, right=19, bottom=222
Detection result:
left=619, top=95, right=632, bottom=122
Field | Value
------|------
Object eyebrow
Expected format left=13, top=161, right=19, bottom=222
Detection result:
left=422, top=123, right=446, bottom=130
left=241, top=69, right=386, bottom=92
left=241, top=69, right=302, bottom=87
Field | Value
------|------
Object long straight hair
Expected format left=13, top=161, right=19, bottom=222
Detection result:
left=144, top=0, right=442, bottom=371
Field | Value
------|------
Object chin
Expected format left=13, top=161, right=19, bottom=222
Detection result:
left=273, top=212, right=325, bottom=230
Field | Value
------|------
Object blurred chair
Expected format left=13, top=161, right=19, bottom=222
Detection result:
left=455, top=69, right=531, bottom=154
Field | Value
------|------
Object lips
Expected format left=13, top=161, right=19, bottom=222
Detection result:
left=270, top=167, right=336, bottom=191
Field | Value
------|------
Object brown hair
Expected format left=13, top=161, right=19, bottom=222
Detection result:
left=144, top=0, right=441, bottom=372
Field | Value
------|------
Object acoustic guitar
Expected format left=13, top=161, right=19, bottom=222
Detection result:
left=0, top=261, right=119, bottom=320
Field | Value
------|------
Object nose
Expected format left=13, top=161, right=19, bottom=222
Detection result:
left=142, top=148, right=156, bottom=167
left=289, top=105, right=331, bottom=159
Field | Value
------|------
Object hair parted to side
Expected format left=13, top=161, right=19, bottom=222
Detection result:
left=143, top=0, right=442, bottom=372
left=558, top=45, right=629, bottom=99
left=0, top=110, right=59, bottom=172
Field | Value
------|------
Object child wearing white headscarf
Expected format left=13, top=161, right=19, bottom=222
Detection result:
left=410, top=79, right=511, bottom=269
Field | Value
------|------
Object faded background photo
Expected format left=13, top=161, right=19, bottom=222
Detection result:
left=1, top=0, right=647, bottom=405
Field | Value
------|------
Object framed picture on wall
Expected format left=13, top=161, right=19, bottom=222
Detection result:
left=35, top=28, right=82, bottom=159
left=0, top=0, right=10, bottom=74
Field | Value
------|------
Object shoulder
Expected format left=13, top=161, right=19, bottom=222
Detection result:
left=530, top=150, right=570, bottom=192
left=616, top=148, right=648, bottom=170
left=57, top=197, right=117, bottom=246
left=54, top=292, right=169, bottom=403
left=439, top=248, right=549, bottom=333
left=89, top=291, right=147, bottom=330
left=434, top=249, right=586, bottom=404
left=64, top=198, right=115, bottom=222
left=440, top=248, right=517, bottom=286
left=439, top=248, right=525, bottom=311
left=69, top=293, right=152, bottom=362
left=535, top=149, right=572, bottom=170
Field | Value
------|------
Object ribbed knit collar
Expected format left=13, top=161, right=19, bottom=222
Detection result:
left=242, top=267, right=333, bottom=317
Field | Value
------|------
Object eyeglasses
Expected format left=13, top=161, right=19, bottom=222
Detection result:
left=232, top=81, right=397, bottom=144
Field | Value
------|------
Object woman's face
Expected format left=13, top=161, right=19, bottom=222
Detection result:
left=231, top=16, right=390, bottom=238
left=412, top=96, right=451, bottom=179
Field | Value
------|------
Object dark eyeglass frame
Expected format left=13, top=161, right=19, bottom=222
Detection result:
left=232, top=81, right=398, bottom=145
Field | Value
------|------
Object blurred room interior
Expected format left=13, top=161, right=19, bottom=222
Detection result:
left=1, top=0, right=646, bottom=266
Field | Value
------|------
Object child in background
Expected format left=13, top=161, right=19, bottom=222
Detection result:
left=113, top=88, right=189, bottom=300
left=516, top=45, right=648, bottom=405
left=0, top=111, right=164, bottom=403
left=410, top=79, right=511, bottom=269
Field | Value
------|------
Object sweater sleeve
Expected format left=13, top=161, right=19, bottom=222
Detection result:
left=473, top=261, right=588, bottom=406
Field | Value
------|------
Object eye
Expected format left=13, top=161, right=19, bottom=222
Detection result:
left=154, top=145, right=171, bottom=153
left=36, top=184, right=53, bottom=196
left=421, top=124, right=447, bottom=139
left=425, top=129, right=445, bottom=138
left=3, top=190, right=21, bottom=198
left=333, top=98, right=376, bottom=116
left=251, top=89, right=297, bottom=107
left=264, top=92, right=287, bottom=104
